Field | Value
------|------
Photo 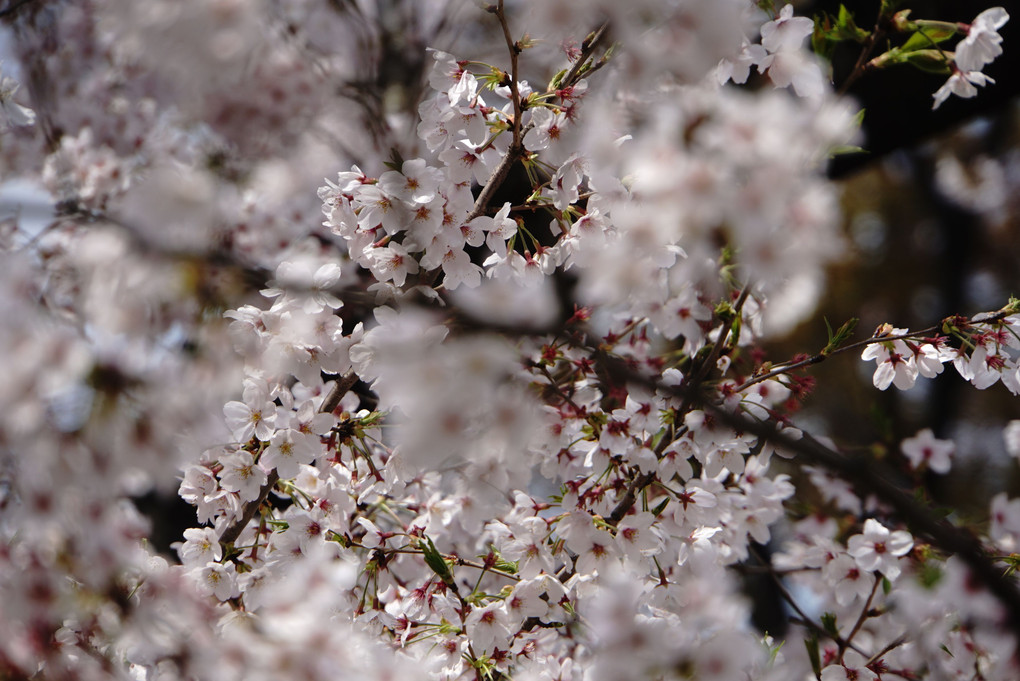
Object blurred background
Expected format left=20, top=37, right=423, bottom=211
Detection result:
left=777, top=0, right=1020, bottom=517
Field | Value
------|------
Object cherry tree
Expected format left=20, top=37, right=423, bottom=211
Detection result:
left=0, top=1, right=1017, bottom=680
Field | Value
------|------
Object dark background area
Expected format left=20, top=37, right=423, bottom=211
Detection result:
left=772, top=0, right=1020, bottom=516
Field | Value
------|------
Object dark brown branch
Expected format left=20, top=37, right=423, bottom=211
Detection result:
left=706, top=394, right=1020, bottom=636
left=561, top=22, right=610, bottom=91
left=321, top=370, right=360, bottom=414
left=218, top=470, right=279, bottom=546
left=464, top=141, right=524, bottom=223
left=679, top=281, right=752, bottom=414
left=607, top=471, right=656, bottom=526
left=465, top=2, right=526, bottom=223
left=748, top=545, right=869, bottom=659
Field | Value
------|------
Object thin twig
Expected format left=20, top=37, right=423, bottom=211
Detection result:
left=466, top=2, right=526, bottom=223
left=746, top=546, right=870, bottom=657
left=865, top=633, right=908, bottom=667
left=840, top=576, right=881, bottom=662
left=464, top=144, right=523, bottom=223
left=749, top=542, right=870, bottom=658
left=734, top=326, right=939, bottom=393
left=493, top=1, right=522, bottom=150
left=837, top=22, right=885, bottom=96
left=607, top=471, right=656, bottom=526
left=218, top=470, right=279, bottom=545
left=679, top=281, right=753, bottom=414
left=561, top=22, right=610, bottom=91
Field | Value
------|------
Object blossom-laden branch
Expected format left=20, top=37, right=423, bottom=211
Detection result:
left=587, top=334, right=1020, bottom=635
left=218, top=370, right=359, bottom=546
left=464, top=2, right=527, bottom=225
left=736, top=301, right=1019, bottom=394
left=705, top=388, right=1020, bottom=634
left=8, top=2, right=1020, bottom=681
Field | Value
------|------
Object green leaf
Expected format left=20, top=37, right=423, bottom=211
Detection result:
left=805, top=634, right=822, bottom=678
left=327, top=530, right=351, bottom=548
left=901, top=24, right=959, bottom=52
left=494, top=559, right=519, bottom=574
left=383, top=148, right=405, bottom=173
left=882, top=575, right=892, bottom=594
left=728, top=317, right=742, bottom=348
left=768, top=638, right=786, bottom=664
left=651, top=497, right=671, bottom=517
left=919, top=561, right=943, bottom=588
left=828, top=145, right=867, bottom=158
left=879, top=0, right=906, bottom=17
left=820, top=612, right=840, bottom=639
left=715, top=300, right=736, bottom=323
left=422, top=535, right=455, bottom=586
left=900, top=48, right=952, bottom=74
left=812, top=15, right=838, bottom=61
left=548, top=69, right=568, bottom=91
left=821, top=317, right=859, bottom=354
left=834, top=5, right=869, bottom=41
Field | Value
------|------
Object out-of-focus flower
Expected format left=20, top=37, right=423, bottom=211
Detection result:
left=901, top=428, right=954, bottom=474
left=1004, top=420, right=1020, bottom=459
left=0, top=70, right=35, bottom=127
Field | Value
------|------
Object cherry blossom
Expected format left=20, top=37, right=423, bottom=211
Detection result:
left=218, top=450, right=269, bottom=503
left=847, top=518, right=914, bottom=581
left=955, top=8, right=1010, bottom=73
left=932, top=68, right=996, bottom=109
left=1005, top=420, right=1020, bottom=459
left=901, top=428, right=954, bottom=474
left=0, top=2, right=1015, bottom=681
left=861, top=328, right=919, bottom=390
left=821, top=650, right=879, bottom=681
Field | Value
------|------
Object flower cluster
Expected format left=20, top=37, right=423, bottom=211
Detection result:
left=861, top=313, right=1020, bottom=393
left=933, top=8, right=1010, bottom=109
left=0, top=2, right=1017, bottom=681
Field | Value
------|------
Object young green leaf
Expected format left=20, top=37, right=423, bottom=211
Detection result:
left=901, top=24, right=959, bottom=52
left=821, top=612, right=840, bottom=639
left=805, top=634, right=822, bottom=678
left=422, top=535, right=456, bottom=587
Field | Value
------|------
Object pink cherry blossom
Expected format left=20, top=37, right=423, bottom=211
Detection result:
left=847, top=518, right=913, bottom=581
left=901, top=428, right=954, bottom=474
